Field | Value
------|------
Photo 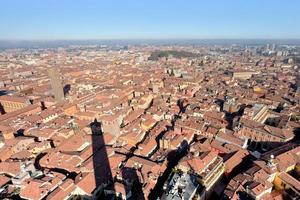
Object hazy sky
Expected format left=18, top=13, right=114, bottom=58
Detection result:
left=0, top=0, right=299, bottom=40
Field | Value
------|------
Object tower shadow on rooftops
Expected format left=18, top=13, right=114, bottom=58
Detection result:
left=90, top=119, right=115, bottom=199
left=0, top=103, right=5, bottom=114
left=121, top=167, right=145, bottom=200
left=148, top=140, right=189, bottom=200
left=63, top=84, right=71, bottom=96
left=0, top=90, right=10, bottom=96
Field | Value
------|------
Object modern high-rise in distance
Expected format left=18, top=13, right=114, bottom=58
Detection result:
left=48, top=68, right=64, bottom=102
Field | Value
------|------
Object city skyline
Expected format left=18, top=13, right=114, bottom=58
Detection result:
left=1, top=0, right=300, bottom=40
left=0, top=1, right=300, bottom=200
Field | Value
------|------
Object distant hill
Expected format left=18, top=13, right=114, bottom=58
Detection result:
left=148, top=50, right=198, bottom=60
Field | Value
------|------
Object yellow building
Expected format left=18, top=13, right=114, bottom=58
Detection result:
left=28, top=141, right=52, bottom=154
left=0, top=95, right=29, bottom=113
left=273, top=172, right=300, bottom=195
left=137, top=94, right=153, bottom=109
left=140, top=116, right=157, bottom=131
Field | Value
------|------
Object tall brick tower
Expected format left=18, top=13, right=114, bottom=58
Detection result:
left=48, top=68, right=64, bottom=102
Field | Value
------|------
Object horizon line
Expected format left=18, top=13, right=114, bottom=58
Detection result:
left=1, top=38, right=300, bottom=42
